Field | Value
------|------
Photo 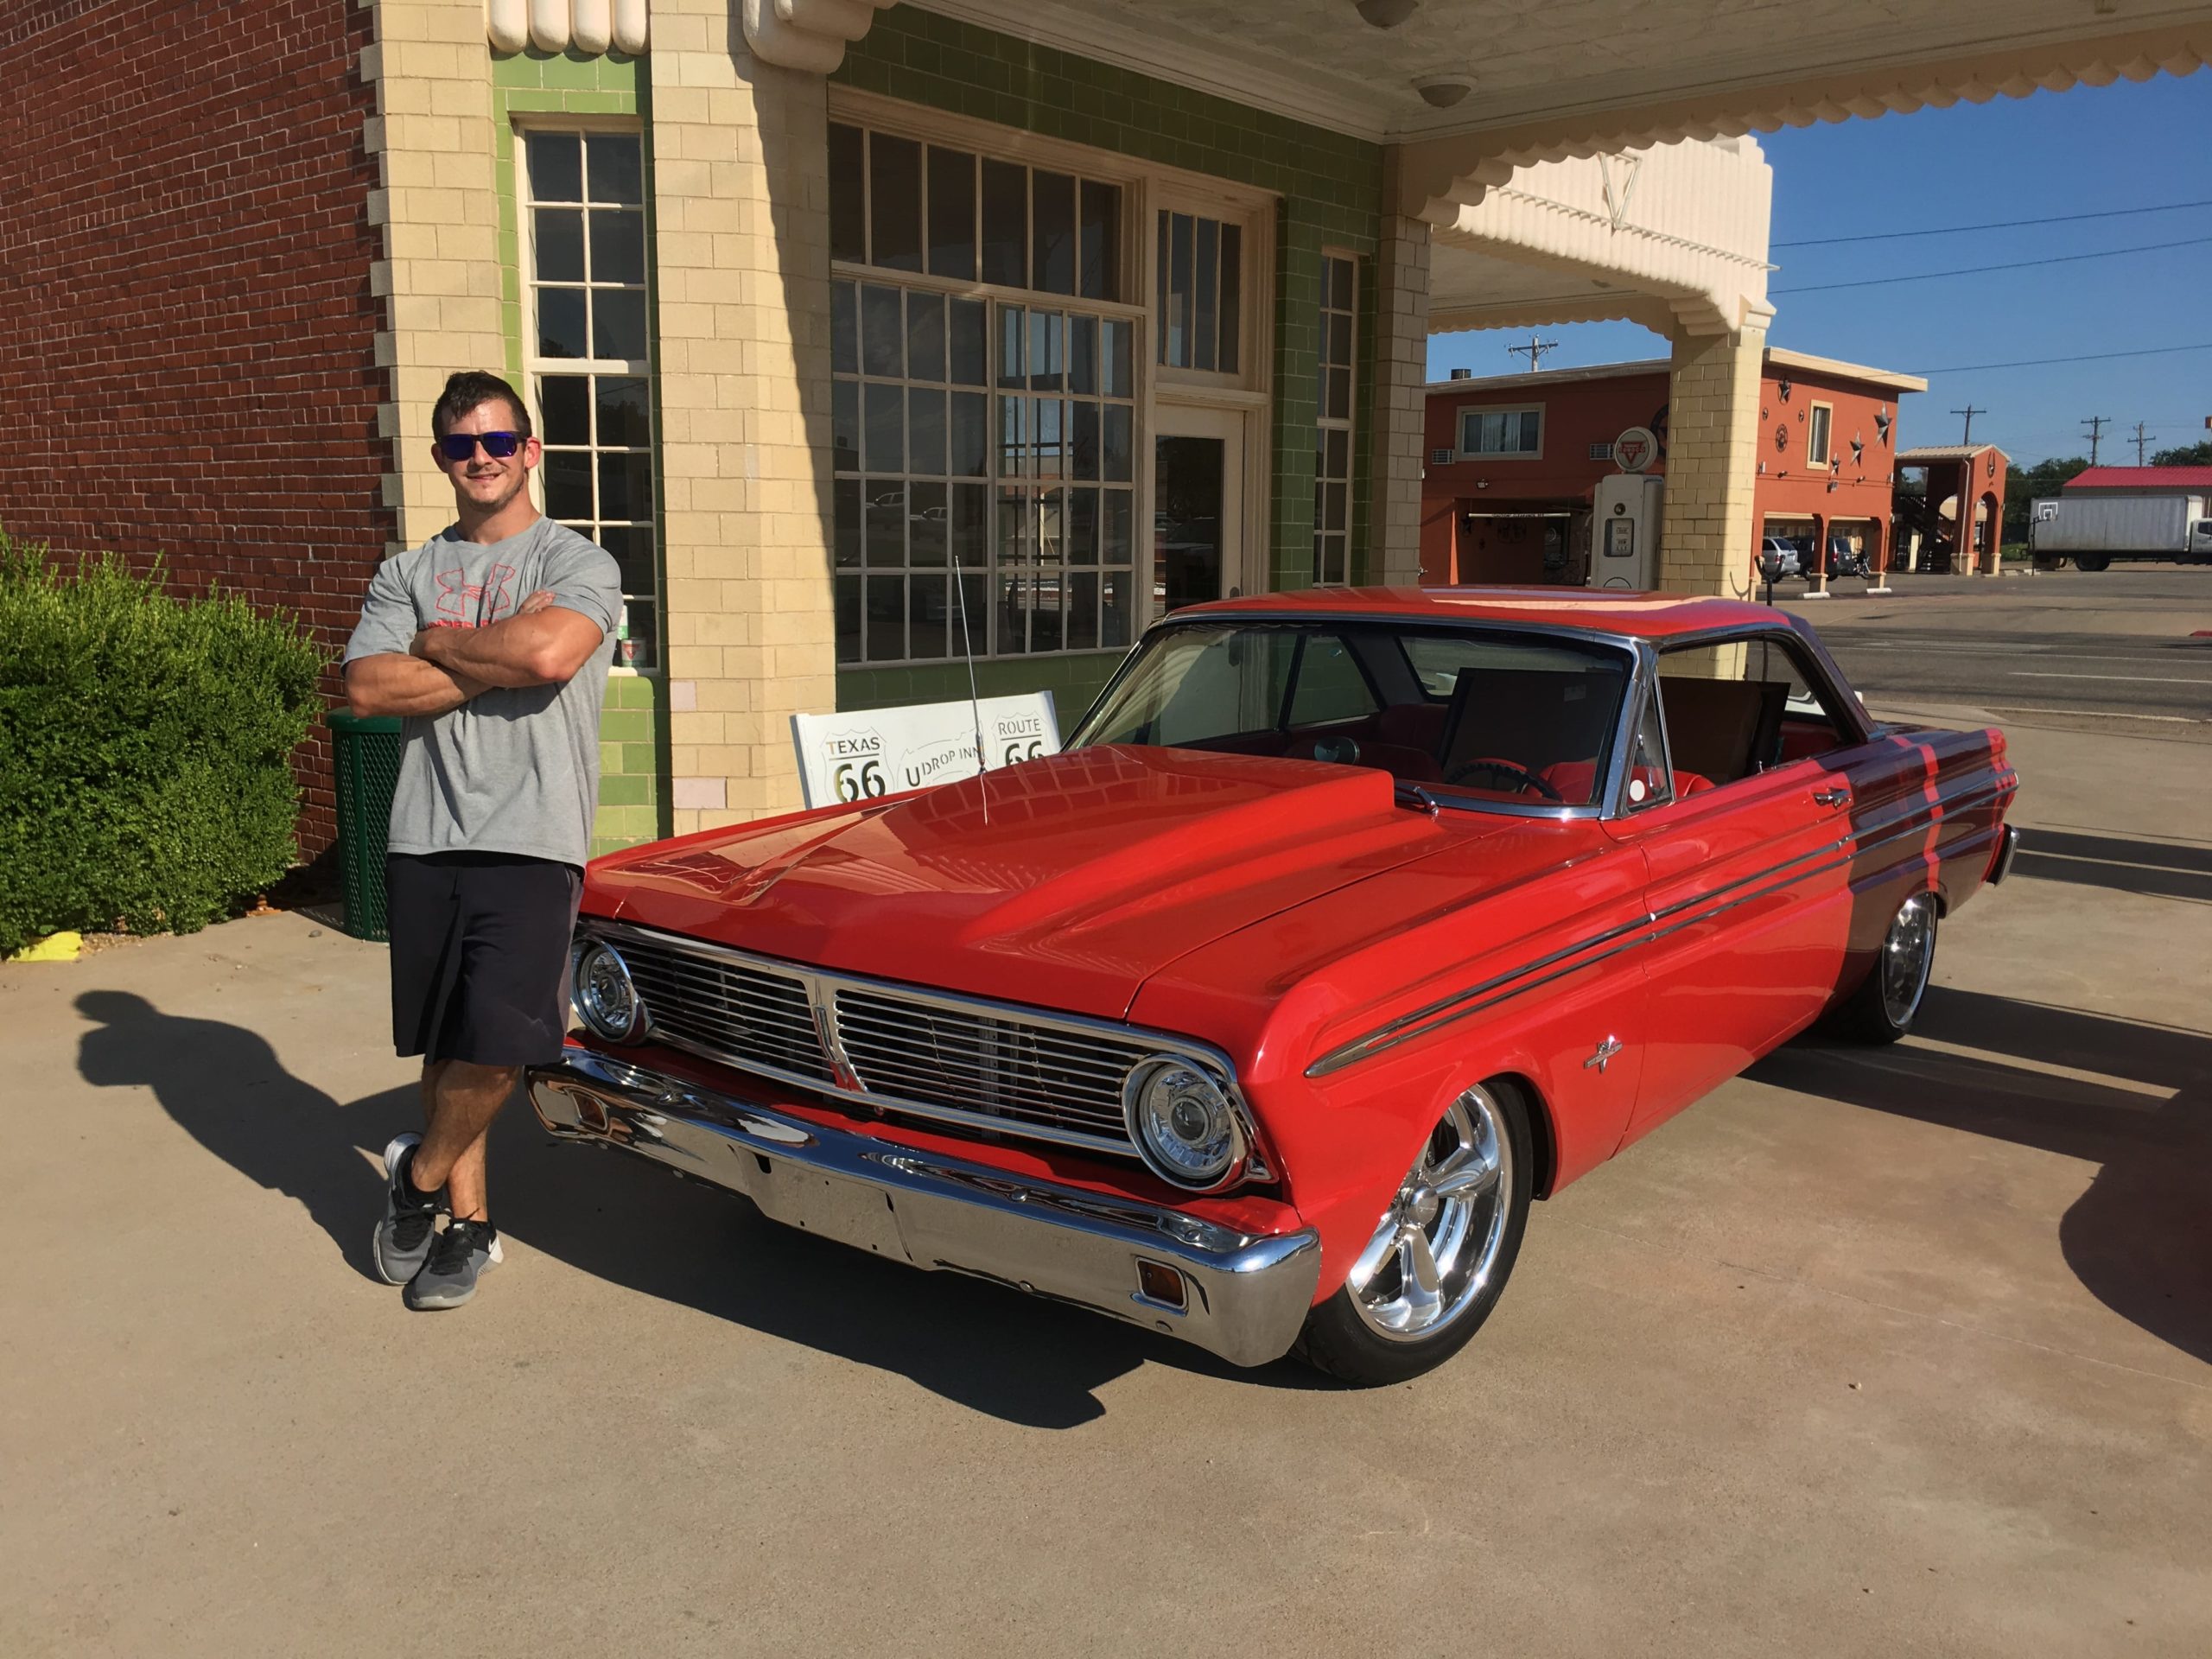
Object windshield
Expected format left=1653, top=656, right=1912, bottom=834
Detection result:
left=1069, top=621, right=1633, bottom=810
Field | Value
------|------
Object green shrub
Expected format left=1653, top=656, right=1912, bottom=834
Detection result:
left=0, top=529, right=325, bottom=954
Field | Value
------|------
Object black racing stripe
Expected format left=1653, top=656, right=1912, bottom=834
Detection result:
left=1306, top=795, right=2004, bottom=1077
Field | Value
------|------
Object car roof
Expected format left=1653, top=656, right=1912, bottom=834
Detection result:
left=1173, top=586, right=1785, bottom=641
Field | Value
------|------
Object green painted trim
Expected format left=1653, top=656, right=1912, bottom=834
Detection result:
left=838, top=651, right=1125, bottom=729
left=833, top=7, right=1388, bottom=603
left=493, top=67, right=669, bottom=849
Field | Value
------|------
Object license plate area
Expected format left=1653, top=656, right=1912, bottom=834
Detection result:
left=756, top=1164, right=912, bottom=1263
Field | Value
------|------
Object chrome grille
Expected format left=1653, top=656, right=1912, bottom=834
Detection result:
left=592, top=923, right=1247, bottom=1166
left=613, top=934, right=833, bottom=1084
left=833, top=990, right=1149, bottom=1140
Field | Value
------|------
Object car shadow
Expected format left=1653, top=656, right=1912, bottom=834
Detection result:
left=2012, top=828, right=2212, bottom=904
left=1751, top=985, right=2212, bottom=1364
left=73, top=990, right=1330, bottom=1427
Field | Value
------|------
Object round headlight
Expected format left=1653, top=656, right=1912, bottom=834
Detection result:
left=573, top=941, right=646, bottom=1042
left=1123, top=1058, right=1246, bottom=1190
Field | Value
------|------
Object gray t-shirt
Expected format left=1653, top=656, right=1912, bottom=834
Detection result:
left=343, top=517, right=622, bottom=868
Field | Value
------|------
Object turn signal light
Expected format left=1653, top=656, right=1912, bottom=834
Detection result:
left=1135, top=1259, right=1186, bottom=1310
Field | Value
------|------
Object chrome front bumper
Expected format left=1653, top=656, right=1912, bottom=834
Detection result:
left=1987, top=823, right=2021, bottom=885
left=526, top=1048, right=1323, bottom=1368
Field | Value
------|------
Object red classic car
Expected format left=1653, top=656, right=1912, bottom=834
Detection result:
left=530, top=588, right=2019, bottom=1383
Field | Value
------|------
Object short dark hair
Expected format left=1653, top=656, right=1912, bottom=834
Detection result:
left=431, top=370, right=532, bottom=442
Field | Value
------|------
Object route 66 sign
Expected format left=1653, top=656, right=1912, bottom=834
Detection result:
left=1611, top=426, right=1658, bottom=473
left=791, top=691, right=1060, bottom=808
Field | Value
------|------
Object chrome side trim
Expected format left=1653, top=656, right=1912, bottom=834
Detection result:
left=582, top=919, right=1272, bottom=1185
left=527, top=1049, right=1322, bottom=1368
left=1306, top=789, right=2001, bottom=1077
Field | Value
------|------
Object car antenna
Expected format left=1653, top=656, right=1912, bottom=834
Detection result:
left=951, top=557, right=989, bottom=818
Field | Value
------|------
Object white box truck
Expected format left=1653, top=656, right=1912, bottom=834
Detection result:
left=2029, top=495, right=2212, bottom=570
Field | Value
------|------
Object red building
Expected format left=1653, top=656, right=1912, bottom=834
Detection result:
left=1421, top=348, right=1929, bottom=588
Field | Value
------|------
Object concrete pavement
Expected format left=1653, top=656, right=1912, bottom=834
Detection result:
left=3, top=712, right=2208, bottom=1658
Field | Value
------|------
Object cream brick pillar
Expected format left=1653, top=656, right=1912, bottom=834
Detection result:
left=651, top=1, right=838, bottom=833
left=1369, top=196, right=1432, bottom=587
left=365, top=1, right=507, bottom=552
left=1659, top=302, right=1773, bottom=600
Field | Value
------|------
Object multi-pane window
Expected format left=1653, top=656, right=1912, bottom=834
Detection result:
left=830, top=121, right=1139, bottom=666
left=1314, top=252, right=1357, bottom=584
left=830, top=123, right=1122, bottom=301
left=1155, top=210, right=1241, bottom=373
left=1459, top=406, right=1542, bottom=458
left=1808, top=403, right=1833, bottom=467
left=524, top=129, right=657, bottom=668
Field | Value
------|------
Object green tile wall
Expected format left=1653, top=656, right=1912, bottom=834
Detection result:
left=833, top=8, right=1390, bottom=626
left=593, top=672, right=671, bottom=857
left=837, top=651, right=1126, bottom=731
left=492, top=50, right=669, bottom=854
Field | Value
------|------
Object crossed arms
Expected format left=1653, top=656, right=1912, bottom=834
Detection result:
left=345, top=590, right=607, bottom=719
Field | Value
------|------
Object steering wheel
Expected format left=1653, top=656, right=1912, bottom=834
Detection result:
left=1443, top=755, right=1566, bottom=802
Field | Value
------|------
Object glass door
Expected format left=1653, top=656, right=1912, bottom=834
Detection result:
left=1151, top=404, right=1249, bottom=617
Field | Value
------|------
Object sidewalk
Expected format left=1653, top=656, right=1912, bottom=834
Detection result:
left=3, top=712, right=2207, bottom=1658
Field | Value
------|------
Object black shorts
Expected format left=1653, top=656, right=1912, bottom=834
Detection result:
left=386, top=852, right=581, bottom=1067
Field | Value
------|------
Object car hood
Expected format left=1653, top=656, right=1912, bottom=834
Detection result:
left=587, top=746, right=1458, bottom=1020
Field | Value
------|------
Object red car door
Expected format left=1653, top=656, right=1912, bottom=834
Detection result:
left=1605, top=639, right=1865, bottom=1145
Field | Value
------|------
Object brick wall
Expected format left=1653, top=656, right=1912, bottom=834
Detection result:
left=0, top=0, right=387, bottom=855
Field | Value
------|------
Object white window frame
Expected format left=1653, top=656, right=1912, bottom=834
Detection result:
left=1808, top=401, right=1834, bottom=467
left=1313, top=248, right=1357, bottom=586
left=828, top=89, right=1278, bottom=660
left=1459, top=404, right=1545, bottom=461
left=516, top=114, right=657, bottom=673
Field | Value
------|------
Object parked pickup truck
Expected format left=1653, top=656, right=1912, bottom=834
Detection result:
left=2029, top=495, right=2212, bottom=570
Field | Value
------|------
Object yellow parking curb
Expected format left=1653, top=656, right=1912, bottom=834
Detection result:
left=8, top=931, right=82, bottom=963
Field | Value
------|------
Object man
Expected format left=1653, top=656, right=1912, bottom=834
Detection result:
left=344, top=370, right=621, bottom=1310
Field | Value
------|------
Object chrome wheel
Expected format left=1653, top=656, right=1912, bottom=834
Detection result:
left=1346, top=1087, right=1512, bottom=1342
left=1878, top=893, right=1937, bottom=1028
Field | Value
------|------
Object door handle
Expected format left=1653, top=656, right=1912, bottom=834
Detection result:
left=1812, top=787, right=1850, bottom=807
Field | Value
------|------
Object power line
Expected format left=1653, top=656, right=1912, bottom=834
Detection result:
left=2083, top=416, right=2108, bottom=466
left=1773, top=197, right=2212, bottom=248
left=1771, top=235, right=2212, bottom=295
left=1910, top=342, right=2212, bottom=374
left=1952, top=405, right=1986, bottom=443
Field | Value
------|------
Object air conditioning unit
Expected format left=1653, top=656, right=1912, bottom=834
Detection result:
left=1431, top=448, right=1454, bottom=465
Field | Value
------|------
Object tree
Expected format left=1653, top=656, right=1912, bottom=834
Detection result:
left=2152, top=439, right=2212, bottom=467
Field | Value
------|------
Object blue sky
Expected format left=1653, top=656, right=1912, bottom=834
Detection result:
left=1427, top=71, right=2212, bottom=467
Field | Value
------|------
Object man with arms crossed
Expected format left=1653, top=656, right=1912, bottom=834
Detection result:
left=345, top=370, right=621, bottom=1309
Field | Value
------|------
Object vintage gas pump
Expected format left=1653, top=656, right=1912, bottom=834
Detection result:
left=1589, top=472, right=1664, bottom=589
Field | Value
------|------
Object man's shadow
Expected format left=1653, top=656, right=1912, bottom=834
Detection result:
left=74, top=991, right=1315, bottom=1426
left=1752, top=986, right=2212, bottom=1364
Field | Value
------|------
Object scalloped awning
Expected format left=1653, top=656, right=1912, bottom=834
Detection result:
left=485, top=0, right=649, bottom=57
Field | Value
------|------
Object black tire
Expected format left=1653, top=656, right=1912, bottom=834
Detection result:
left=1830, top=893, right=1938, bottom=1045
left=1294, top=1079, right=1535, bottom=1386
left=2075, top=555, right=2111, bottom=573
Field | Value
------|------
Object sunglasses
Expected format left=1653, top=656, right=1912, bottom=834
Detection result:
left=437, top=430, right=523, bottom=461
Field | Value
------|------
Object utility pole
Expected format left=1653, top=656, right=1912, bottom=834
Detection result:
left=2082, top=415, right=2107, bottom=464
left=1506, top=334, right=1558, bottom=372
left=2132, top=422, right=2150, bottom=465
left=1951, top=405, right=1986, bottom=444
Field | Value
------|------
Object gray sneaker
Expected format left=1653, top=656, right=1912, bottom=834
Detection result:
left=373, top=1133, right=442, bottom=1286
left=404, top=1219, right=503, bottom=1310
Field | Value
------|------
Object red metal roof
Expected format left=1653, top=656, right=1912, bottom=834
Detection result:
left=1185, top=585, right=1781, bottom=639
left=2064, top=467, right=2212, bottom=492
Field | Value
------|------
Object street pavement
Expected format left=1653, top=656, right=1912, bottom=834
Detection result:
left=4, top=621, right=2209, bottom=1656
left=1775, top=566, right=2212, bottom=731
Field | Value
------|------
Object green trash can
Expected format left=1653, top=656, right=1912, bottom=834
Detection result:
left=328, top=710, right=404, bottom=942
